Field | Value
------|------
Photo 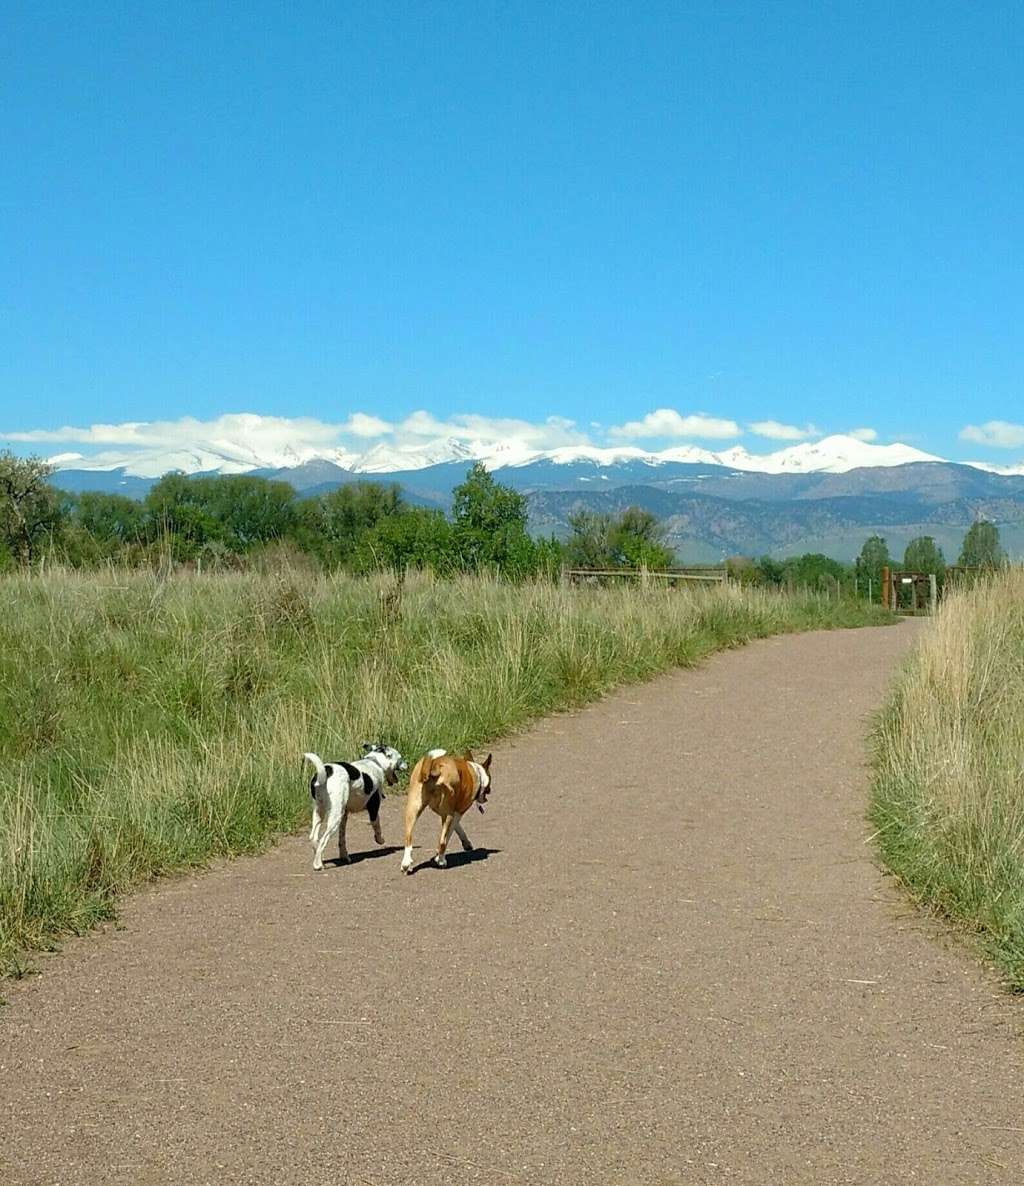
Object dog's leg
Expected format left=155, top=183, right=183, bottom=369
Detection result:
left=367, top=791, right=384, bottom=846
left=452, top=813, right=473, bottom=853
left=308, top=801, right=321, bottom=847
left=313, top=803, right=343, bottom=871
left=400, top=786, right=426, bottom=874
left=434, top=813, right=455, bottom=868
left=337, top=808, right=351, bottom=864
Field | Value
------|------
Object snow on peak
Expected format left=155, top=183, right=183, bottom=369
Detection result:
left=45, top=428, right=954, bottom=480
left=50, top=443, right=360, bottom=478
left=352, top=437, right=479, bottom=473
left=655, top=444, right=721, bottom=465
left=510, top=444, right=663, bottom=468
left=966, top=459, right=1024, bottom=477
left=714, top=434, right=941, bottom=474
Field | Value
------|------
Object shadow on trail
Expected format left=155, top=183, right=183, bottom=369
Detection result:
left=326, top=845, right=402, bottom=868
left=410, top=847, right=501, bottom=875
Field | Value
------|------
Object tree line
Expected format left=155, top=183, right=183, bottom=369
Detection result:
left=728, top=523, right=1008, bottom=595
left=0, top=451, right=671, bottom=577
left=853, top=525, right=1007, bottom=590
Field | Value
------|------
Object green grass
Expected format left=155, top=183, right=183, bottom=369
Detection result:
left=870, top=567, right=1024, bottom=989
left=0, top=567, right=892, bottom=971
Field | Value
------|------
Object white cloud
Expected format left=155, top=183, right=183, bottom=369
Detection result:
left=341, top=412, right=392, bottom=438
left=609, top=408, right=741, bottom=441
left=395, top=410, right=587, bottom=450
left=747, top=420, right=819, bottom=441
left=849, top=427, right=878, bottom=442
left=959, top=420, right=1024, bottom=449
left=5, top=412, right=344, bottom=449
left=2, top=409, right=592, bottom=470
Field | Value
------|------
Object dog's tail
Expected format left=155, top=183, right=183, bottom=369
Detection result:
left=424, top=748, right=448, bottom=781
left=303, top=751, right=328, bottom=784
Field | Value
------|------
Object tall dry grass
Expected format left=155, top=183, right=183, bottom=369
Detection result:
left=871, top=567, right=1024, bottom=988
left=0, top=567, right=891, bottom=971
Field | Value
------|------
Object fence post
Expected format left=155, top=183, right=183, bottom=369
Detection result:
left=881, top=566, right=890, bottom=609
left=929, top=573, right=937, bottom=614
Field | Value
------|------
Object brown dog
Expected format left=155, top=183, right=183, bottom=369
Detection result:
left=400, top=748, right=493, bottom=874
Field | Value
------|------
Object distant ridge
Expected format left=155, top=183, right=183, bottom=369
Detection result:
left=45, top=432, right=958, bottom=480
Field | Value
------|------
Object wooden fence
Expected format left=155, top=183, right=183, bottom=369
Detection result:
left=562, top=566, right=727, bottom=587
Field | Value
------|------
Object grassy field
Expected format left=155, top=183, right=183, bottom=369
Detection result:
left=871, top=568, right=1024, bottom=989
left=0, top=568, right=892, bottom=972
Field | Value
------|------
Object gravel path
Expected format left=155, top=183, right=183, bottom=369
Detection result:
left=3, top=620, right=1022, bottom=1185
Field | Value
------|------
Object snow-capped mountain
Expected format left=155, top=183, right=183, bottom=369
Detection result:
left=354, top=437, right=479, bottom=473
left=50, top=442, right=360, bottom=479
left=712, top=435, right=941, bottom=474
left=492, top=435, right=940, bottom=475
left=46, top=431, right=950, bottom=480
left=966, top=459, right=1024, bottom=477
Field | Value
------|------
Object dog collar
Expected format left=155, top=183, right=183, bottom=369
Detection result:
left=362, top=753, right=390, bottom=792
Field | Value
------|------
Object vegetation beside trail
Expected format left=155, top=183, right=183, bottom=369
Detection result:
left=0, top=568, right=892, bottom=972
left=870, top=567, right=1024, bottom=989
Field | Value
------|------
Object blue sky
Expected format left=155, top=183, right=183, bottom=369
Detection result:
left=2, top=1, right=1023, bottom=463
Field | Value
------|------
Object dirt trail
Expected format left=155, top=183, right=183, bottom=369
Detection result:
left=3, top=620, right=1023, bottom=1185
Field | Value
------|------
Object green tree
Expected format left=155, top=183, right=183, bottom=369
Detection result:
left=60, top=491, right=148, bottom=566
left=294, top=482, right=405, bottom=568
left=782, top=553, right=848, bottom=592
left=145, top=473, right=296, bottom=557
left=565, top=507, right=673, bottom=570
left=856, top=535, right=891, bottom=589
left=0, top=450, right=64, bottom=565
left=531, top=534, right=564, bottom=580
left=958, top=519, right=1006, bottom=568
left=73, top=492, right=147, bottom=545
left=903, top=536, right=946, bottom=578
left=755, top=555, right=786, bottom=585
left=564, top=510, right=615, bottom=569
left=207, top=475, right=295, bottom=548
left=144, top=473, right=221, bottom=556
left=451, top=463, right=536, bottom=576
left=607, top=507, right=673, bottom=569
left=353, top=506, right=454, bottom=574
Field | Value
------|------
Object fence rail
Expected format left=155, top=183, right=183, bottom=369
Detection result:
left=563, top=566, right=727, bottom=586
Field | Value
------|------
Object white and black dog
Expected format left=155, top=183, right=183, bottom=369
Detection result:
left=303, top=743, right=407, bottom=871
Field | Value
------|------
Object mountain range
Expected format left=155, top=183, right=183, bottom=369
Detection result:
left=46, top=434, right=1024, bottom=563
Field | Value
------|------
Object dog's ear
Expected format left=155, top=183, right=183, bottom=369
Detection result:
left=482, top=753, right=492, bottom=771
left=361, top=741, right=373, bottom=752
left=462, top=749, right=474, bottom=761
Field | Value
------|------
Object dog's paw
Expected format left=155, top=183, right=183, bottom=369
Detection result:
left=434, top=853, right=447, bottom=868
left=400, top=862, right=413, bottom=875
left=338, top=853, right=351, bottom=865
